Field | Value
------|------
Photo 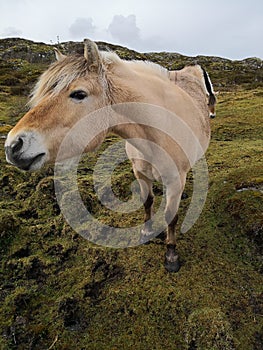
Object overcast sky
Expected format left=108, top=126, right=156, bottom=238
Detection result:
left=0, top=0, right=262, bottom=60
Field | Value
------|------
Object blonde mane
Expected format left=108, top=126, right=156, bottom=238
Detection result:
left=101, top=51, right=169, bottom=81
left=29, top=50, right=169, bottom=108
left=127, top=60, right=169, bottom=81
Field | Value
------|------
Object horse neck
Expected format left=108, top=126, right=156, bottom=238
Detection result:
left=110, top=110, right=148, bottom=140
left=176, top=72, right=209, bottom=115
left=105, top=72, right=138, bottom=105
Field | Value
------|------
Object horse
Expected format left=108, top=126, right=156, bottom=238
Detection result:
left=5, top=39, right=216, bottom=272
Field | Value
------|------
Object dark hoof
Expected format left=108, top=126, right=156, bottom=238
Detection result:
left=165, top=244, right=180, bottom=272
left=164, top=257, right=180, bottom=273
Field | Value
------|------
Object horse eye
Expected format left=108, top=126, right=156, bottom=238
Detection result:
left=69, top=90, right=87, bottom=100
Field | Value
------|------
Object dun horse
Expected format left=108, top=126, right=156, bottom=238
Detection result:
left=5, top=39, right=216, bottom=272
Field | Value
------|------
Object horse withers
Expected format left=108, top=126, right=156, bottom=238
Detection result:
left=5, top=39, right=216, bottom=272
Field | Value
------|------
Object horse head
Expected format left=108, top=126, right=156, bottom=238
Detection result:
left=5, top=39, right=110, bottom=170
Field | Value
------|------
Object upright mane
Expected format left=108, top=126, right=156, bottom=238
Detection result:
left=127, top=60, right=169, bottom=81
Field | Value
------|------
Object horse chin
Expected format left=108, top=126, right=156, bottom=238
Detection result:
left=6, top=152, right=48, bottom=172
left=25, top=153, right=47, bottom=171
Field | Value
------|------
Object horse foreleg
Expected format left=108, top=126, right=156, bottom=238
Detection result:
left=133, top=169, right=155, bottom=243
left=142, top=190, right=154, bottom=235
left=165, top=210, right=180, bottom=272
left=140, top=179, right=155, bottom=243
left=164, top=176, right=186, bottom=272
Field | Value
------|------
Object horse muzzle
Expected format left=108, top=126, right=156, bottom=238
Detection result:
left=5, top=131, right=48, bottom=171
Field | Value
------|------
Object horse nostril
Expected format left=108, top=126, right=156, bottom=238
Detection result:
left=11, top=137, right=24, bottom=154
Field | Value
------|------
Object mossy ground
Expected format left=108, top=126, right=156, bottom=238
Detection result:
left=0, top=39, right=262, bottom=349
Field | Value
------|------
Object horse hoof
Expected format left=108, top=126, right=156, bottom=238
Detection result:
left=164, top=257, right=180, bottom=273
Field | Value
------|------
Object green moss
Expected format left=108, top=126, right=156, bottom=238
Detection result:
left=186, top=307, right=235, bottom=349
left=0, top=124, right=12, bottom=134
left=0, top=211, right=20, bottom=255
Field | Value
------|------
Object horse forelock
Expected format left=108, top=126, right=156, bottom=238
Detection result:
left=29, top=55, right=92, bottom=107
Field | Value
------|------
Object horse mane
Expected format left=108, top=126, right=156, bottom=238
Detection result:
left=29, top=50, right=169, bottom=108
left=100, top=51, right=169, bottom=81
left=127, top=60, right=169, bottom=81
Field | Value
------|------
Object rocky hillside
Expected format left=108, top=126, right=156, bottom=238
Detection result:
left=0, top=38, right=262, bottom=96
left=0, top=38, right=262, bottom=350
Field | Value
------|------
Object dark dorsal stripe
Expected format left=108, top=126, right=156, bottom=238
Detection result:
left=201, top=67, right=214, bottom=99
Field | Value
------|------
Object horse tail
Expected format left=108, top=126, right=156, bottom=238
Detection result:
left=201, top=67, right=216, bottom=118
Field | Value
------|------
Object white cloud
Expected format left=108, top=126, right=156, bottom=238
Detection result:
left=108, top=15, right=140, bottom=46
left=69, top=18, right=96, bottom=39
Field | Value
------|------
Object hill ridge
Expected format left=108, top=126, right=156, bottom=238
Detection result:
left=0, top=37, right=262, bottom=95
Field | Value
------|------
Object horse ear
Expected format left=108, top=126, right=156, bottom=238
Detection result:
left=54, top=48, right=66, bottom=61
left=83, top=39, right=102, bottom=72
